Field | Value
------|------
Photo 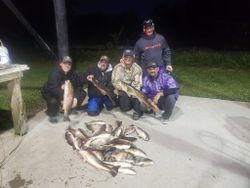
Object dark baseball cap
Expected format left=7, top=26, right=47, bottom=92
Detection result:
left=143, top=19, right=154, bottom=28
left=146, top=61, right=158, bottom=68
left=62, top=56, right=72, bottom=64
left=123, top=49, right=134, bottom=57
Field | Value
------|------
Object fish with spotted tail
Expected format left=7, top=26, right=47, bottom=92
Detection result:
left=63, top=80, right=74, bottom=121
left=120, top=81, right=159, bottom=113
left=90, top=77, right=116, bottom=106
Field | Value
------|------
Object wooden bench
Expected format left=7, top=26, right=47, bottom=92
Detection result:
left=0, top=64, right=29, bottom=135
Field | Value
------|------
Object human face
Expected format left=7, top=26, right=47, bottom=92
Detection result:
left=60, top=62, right=72, bottom=74
left=143, top=26, right=155, bottom=36
left=99, top=60, right=109, bottom=71
left=147, top=66, right=159, bottom=78
left=123, top=56, right=134, bottom=67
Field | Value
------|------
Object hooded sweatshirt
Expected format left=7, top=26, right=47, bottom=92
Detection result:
left=84, top=61, right=114, bottom=97
left=41, top=65, right=81, bottom=100
left=134, top=32, right=171, bottom=70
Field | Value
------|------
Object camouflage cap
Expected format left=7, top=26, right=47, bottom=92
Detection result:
left=62, top=56, right=72, bottom=64
left=100, top=55, right=109, bottom=62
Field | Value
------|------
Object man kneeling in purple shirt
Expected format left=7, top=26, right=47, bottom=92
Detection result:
left=142, top=61, right=179, bottom=120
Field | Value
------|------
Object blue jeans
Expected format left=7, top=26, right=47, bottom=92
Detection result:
left=87, top=96, right=113, bottom=116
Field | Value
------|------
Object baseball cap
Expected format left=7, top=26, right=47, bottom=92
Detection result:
left=62, top=56, right=72, bottom=64
left=123, top=49, right=134, bottom=57
left=146, top=61, right=158, bottom=68
left=143, top=19, right=154, bottom=28
left=100, top=55, right=109, bottom=62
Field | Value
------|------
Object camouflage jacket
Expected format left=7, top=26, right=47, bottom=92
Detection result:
left=112, top=59, right=142, bottom=91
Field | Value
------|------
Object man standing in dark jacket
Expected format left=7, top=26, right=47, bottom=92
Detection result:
left=82, top=55, right=117, bottom=116
left=134, top=19, right=173, bottom=73
left=41, top=56, right=86, bottom=123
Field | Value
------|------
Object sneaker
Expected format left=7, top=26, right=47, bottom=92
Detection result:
left=154, top=111, right=162, bottom=119
left=105, top=105, right=114, bottom=111
left=162, top=112, right=170, bottom=120
left=49, top=116, right=58, bottom=123
left=132, top=112, right=141, bottom=120
left=161, top=117, right=169, bottom=124
left=106, top=106, right=113, bottom=111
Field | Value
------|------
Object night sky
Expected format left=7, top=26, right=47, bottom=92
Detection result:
left=0, top=0, right=250, bottom=50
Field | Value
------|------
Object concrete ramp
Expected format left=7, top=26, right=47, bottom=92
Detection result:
left=0, top=96, right=250, bottom=188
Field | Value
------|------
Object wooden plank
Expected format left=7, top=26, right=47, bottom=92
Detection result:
left=0, top=71, right=23, bottom=83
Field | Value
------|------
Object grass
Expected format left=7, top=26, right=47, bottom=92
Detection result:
left=0, top=48, right=250, bottom=114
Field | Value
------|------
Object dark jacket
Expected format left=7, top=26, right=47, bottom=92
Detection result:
left=83, top=62, right=115, bottom=98
left=41, top=65, right=81, bottom=100
left=134, top=32, right=171, bottom=70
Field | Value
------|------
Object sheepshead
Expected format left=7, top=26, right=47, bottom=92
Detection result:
left=65, top=130, right=81, bottom=150
left=104, top=149, right=135, bottom=164
left=91, top=78, right=116, bottom=106
left=67, top=126, right=89, bottom=143
left=84, top=133, right=116, bottom=149
left=85, top=120, right=106, bottom=126
left=78, top=147, right=119, bottom=177
left=91, top=124, right=107, bottom=136
left=120, top=81, right=160, bottom=112
left=85, top=120, right=106, bottom=136
left=108, top=138, right=135, bottom=149
left=125, top=147, right=147, bottom=158
left=133, top=157, right=154, bottom=167
left=131, top=124, right=150, bottom=141
left=63, top=80, right=74, bottom=121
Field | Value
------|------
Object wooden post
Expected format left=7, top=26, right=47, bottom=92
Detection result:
left=7, top=78, right=28, bottom=135
left=53, top=0, right=69, bottom=59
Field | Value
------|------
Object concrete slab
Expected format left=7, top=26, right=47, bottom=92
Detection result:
left=0, top=96, right=250, bottom=188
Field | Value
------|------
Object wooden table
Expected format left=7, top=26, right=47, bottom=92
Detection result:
left=0, top=64, right=30, bottom=135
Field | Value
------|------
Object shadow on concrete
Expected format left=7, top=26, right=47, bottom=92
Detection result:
left=0, top=109, right=36, bottom=133
left=224, top=116, right=250, bottom=143
left=0, top=109, right=13, bottom=133
left=148, top=128, right=250, bottom=179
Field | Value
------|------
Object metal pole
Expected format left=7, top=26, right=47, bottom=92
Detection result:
left=53, top=0, right=69, bottom=60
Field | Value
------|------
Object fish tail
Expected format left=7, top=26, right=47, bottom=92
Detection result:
left=110, top=166, right=119, bottom=177
left=64, top=116, right=70, bottom=121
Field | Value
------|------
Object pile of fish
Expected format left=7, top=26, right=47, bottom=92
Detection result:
left=65, top=120, right=154, bottom=177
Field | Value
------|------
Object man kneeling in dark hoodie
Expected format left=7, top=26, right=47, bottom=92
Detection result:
left=41, top=56, right=86, bottom=123
left=80, top=55, right=117, bottom=116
